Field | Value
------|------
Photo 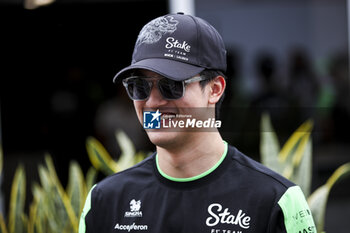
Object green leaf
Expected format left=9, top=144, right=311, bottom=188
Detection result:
left=134, top=152, right=148, bottom=164
left=308, top=185, right=328, bottom=232
left=115, top=130, right=136, bottom=171
left=0, top=214, right=8, bottom=233
left=308, top=162, right=350, bottom=232
left=28, top=198, right=37, bottom=233
left=37, top=155, right=78, bottom=233
left=280, top=120, right=313, bottom=181
left=278, top=119, right=313, bottom=163
left=290, top=138, right=312, bottom=197
left=85, top=167, right=97, bottom=192
left=8, top=165, right=26, bottom=233
left=86, top=137, right=119, bottom=175
left=31, top=183, right=46, bottom=233
left=260, top=113, right=283, bottom=174
left=67, top=161, right=86, bottom=218
left=21, top=214, right=28, bottom=233
left=260, top=115, right=313, bottom=196
left=44, top=155, right=78, bottom=232
left=37, top=165, right=51, bottom=192
left=37, top=164, right=62, bottom=232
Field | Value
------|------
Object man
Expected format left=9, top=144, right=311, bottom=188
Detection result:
left=79, top=12, right=316, bottom=233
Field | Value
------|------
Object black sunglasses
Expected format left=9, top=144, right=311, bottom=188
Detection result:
left=122, top=75, right=207, bottom=101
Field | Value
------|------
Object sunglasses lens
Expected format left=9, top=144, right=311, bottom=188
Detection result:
left=125, top=78, right=151, bottom=100
left=158, top=79, right=184, bottom=100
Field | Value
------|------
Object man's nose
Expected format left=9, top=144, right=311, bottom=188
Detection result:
left=146, top=83, right=168, bottom=107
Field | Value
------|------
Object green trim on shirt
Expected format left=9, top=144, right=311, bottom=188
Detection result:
left=79, top=184, right=96, bottom=233
left=278, top=186, right=317, bottom=233
left=156, top=141, right=228, bottom=182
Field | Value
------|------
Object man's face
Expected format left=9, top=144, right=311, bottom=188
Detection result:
left=132, top=69, right=214, bottom=148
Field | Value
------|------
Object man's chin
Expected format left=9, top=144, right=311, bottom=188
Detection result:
left=146, top=131, right=180, bottom=148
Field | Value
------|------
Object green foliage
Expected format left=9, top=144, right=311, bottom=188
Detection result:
left=260, top=113, right=313, bottom=196
left=260, top=113, right=350, bottom=233
left=0, top=155, right=93, bottom=233
left=86, top=136, right=119, bottom=175
left=308, top=163, right=350, bottom=232
left=86, top=130, right=148, bottom=176
left=9, top=165, right=26, bottom=233
left=0, top=130, right=147, bottom=233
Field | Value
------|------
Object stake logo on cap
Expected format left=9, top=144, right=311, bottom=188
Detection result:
left=113, top=12, right=227, bottom=82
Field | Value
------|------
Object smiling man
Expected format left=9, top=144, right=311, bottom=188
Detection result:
left=79, top=13, right=316, bottom=233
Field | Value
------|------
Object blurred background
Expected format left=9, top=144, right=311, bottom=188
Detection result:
left=0, top=0, right=349, bottom=232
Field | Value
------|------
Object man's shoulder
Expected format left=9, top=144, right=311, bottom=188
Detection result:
left=227, top=144, right=295, bottom=190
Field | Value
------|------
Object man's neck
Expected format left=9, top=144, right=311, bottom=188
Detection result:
left=156, top=133, right=225, bottom=179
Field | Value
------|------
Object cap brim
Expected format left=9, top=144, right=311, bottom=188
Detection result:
left=113, top=58, right=205, bottom=83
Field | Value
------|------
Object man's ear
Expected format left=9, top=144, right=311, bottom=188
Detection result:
left=208, top=76, right=226, bottom=104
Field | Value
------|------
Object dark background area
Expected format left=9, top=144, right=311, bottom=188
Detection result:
left=0, top=0, right=166, bottom=214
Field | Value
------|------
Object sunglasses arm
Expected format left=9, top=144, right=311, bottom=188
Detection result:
left=183, top=76, right=207, bottom=85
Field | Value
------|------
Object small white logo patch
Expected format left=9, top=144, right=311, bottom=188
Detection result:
left=125, top=199, right=143, bottom=218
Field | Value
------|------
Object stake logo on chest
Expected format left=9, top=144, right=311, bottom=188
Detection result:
left=206, top=203, right=251, bottom=229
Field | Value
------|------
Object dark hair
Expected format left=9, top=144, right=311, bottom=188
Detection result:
left=199, top=69, right=226, bottom=119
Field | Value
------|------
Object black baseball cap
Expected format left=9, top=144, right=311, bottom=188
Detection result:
left=113, top=12, right=227, bottom=82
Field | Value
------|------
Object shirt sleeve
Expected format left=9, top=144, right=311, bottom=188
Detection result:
left=276, top=186, right=317, bottom=233
left=79, top=184, right=97, bottom=233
